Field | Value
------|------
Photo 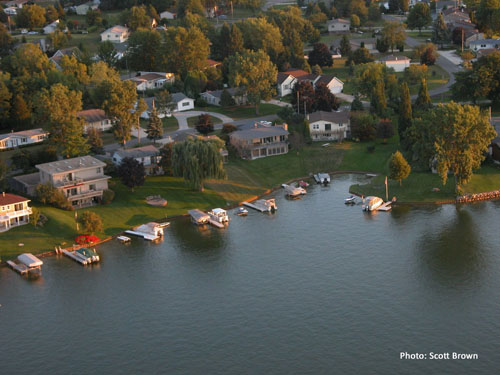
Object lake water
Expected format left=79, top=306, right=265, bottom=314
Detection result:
left=1, top=174, right=500, bottom=374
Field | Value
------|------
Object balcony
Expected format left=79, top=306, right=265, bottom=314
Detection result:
left=5, top=208, right=32, bottom=218
left=67, top=190, right=103, bottom=201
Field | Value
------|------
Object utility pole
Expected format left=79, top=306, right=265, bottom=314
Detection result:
left=461, top=28, right=464, bottom=53
left=296, top=91, right=299, bottom=114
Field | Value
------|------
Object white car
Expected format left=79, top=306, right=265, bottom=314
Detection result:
left=28, top=31, right=38, bottom=35
left=21, top=29, right=28, bottom=34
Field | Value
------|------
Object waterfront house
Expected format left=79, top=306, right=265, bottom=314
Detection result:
left=100, top=25, right=130, bottom=43
left=308, top=111, right=351, bottom=141
left=0, top=193, right=32, bottom=232
left=77, top=109, right=112, bottom=133
left=277, top=69, right=343, bottom=97
left=49, top=47, right=81, bottom=70
left=112, top=145, right=162, bottom=175
left=327, top=18, right=350, bottom=33
left=125, top=71, right=175, bottom=92
left=0, top=128, right=48, bottom=150
left=229, top=124, right=289, bottom=160
left=200, top=88, right=246, bottom=106
left=377, top=55, right=411, bottom=72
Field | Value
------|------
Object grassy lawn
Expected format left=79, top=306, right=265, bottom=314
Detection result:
left=65, top=33, right=102, bottom=54
left=194, top=104, right=282, bottom=119
left=163, top=116, right=179, bottom=132
left=187, top=115, right=222, bottom=128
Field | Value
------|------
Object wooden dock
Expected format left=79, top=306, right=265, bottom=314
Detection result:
left=208, top=219, right=225, bottom=228
left=6, top=260, right=29, bottom=275
left=377, top=202, right=392, bottom=212
left=124, top=230, right=159, bottom=241
left=243, top=201, right=267, bottom=212
left=62, top=249, right=89, bottom=265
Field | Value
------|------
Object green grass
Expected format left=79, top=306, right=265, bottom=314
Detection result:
left=187, top=116, right=222, bottom=128
left=194, top=104, right=282, bottom=119
left=162, top=116, right=179, bottom=132
left=65, top=33, right=102, bottom=54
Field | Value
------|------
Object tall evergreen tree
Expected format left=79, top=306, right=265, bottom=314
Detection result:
left=339, top=34, right=351, bottom=57
left=87, top=127, right=104, bottom=154
left=433, top=12, right=449, bottom=48
left=398, top=82, right=412, bottom=148
left=415, top=79, right=431, bottom=111
left=146, top=107, right=163, bottom=144
left=370, top=80, right=387, bottom=117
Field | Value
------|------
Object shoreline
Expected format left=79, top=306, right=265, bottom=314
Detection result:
left=2, top=170, right=497, bottom=262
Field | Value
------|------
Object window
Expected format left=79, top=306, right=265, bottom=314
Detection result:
left=70, top=188, right=78, bottom=196
left=182, top=101, right=190, bottom=107
left=90, top=184, right=96, bottom=191
left=325, top=123, right=331, bottom=131
left=313, top=124, right=319, bottom=130
left=97, top=167, right=102, bottom=174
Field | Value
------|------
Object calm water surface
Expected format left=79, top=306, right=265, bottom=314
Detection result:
left=1, top=175, right=500, bottom=374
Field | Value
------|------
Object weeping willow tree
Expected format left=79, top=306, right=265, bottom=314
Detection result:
left=172, top=137, right=226, bottom=191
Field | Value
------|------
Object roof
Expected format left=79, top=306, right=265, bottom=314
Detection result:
left=132, top=73, right=167, bottom=82
left=102, top=25, right=129, bottom=35
left=77, top=109, right=108, bottom=123
left=12, top=172, right=40, bottom=187
left=378, top=55, right=411, bottom=62
left=17, top=253, right=43, bottom=268
left=171, top=92, right=192, bottom=103
left=230, top=126, right=289, bottom=140
left=0, top=128, right=48, bottom=141
left=206, top=59, right=222, bottom=68
left=0, top=193, right=30, bottom=206
left=114, top=145, right=159, bottom=159
left=203, top=88, right=240, bottom=99
left=470, top=39, right=500, bottom=45
left=315, top=75, right=343, bottom=86
left=328, top=18, right=350, bottom=24
left=351, top=38, right=377, bottom=46
left=308, top=111, right=350, bottom=124
left=36, top=155, right=106, bottom=174
left=277, top=68, right=311, bottom=84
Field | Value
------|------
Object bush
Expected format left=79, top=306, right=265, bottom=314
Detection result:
left=87, top=25, right=99, bottom=33
left=221, top=123, right=237, bottom=134
left=79, top=211, right=103, bottom=234
left=101, top=189, right=115, bottom=205
left=195, top=97, right=208, bottom=107
left=36, top=183, right=73, bottom=210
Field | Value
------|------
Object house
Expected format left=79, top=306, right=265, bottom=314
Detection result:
left=0, top=193, right=32, bottom=232
left=205, top=59, right=222, bottom=70
left=229, top=124, right=289, bottom=160
left=200, top=88, right=246, bottom=106
left=327, top=18, right=350, bottom=33
left=112, top=145, right=162, bottom=175
left=126, top=72, right=175, bottom=92
left=0, top=129, right=48, bottom=150
left=277, top=69, right=344, bottom=97
left=464, top=31, right=485, bottom=48
left=307, top=111, right=351, bottom=141
left=442, top=8, right=471, bottom=28
left=43, top=20, right=60, bottom=34
left=100, top=25, right=130, bottom=43
left=469, top=39, right=500, bottom=52
left=75, top=1, right=99, bottom=15
left=1, top=0, right=28, bottom=8
left=77, top=109, right=112, bottom=133
left=171, top=93, right=194, bottom=112
left=160, top=10, right=176, bottom=19
left=49, top=47, right=81, bottom=70
left=4, top=6, right=17, bottom=15
left=377, top=55, right=411, bottom=72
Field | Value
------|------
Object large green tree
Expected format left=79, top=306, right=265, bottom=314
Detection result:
left=414, top=78, right=431, bottom=111
left=237, top=17, right=284, bottom=63
left=16, top=4, right=46, bottom=29
left=382, top=21, right=406, bottom=53
left=398, top=82, right=412, bottom=148
left=433, top=13, right=449, bottom=47
left=407, top=2, right=432, bottom=34
left=226, top=49, right=278, bottom=115
left=146, top=107, right=163, bottom=144
left=389, top=151, right=411, bottom=185
left=118, top=157, right=146, bottom=191
left=127, top=29, right=161, bottom=71
left=172, top=137, right=226, bottom=191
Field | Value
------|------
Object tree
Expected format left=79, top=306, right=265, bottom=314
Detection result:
left=60, top=55, right=89, bottom=85
left=399, top=0, right=409, bottom=12
left=227, top=50, right=278, bottom=115
left=0, top=23, right=13, bottom=57
left=350, top=112, right=376, bottom=141
left=196, top=114, right=214, bottom=135
left=349, top=47, right=374, bottom=65
left=0, top=79, right=11, bottom=122
left=172, top=137, right=226, bottom=191
left=212, top=23, right=244, bottom=61
left=308, top=42, right=333, bottom=67
left=126, top=5, right=150, bottom=30
left=237, top=17, right=284, bottom=63
left=370, top=80, right=387, bottom=117
left=414, top=79, right=431, bottom=111
left=389, top=151, right=411, bottom=185
left=398, top=82, right=412, bottom=148
left=382, top=21, right=406, bottom=53
left=220, top=89, right=236, bottom=107
left=135, top=98, right=147, bottom=144
left=433, top=12, right=449, bottom=47
left=118, top=157, right=146, bottom=191
left=314, top=82, right=340, bottom=111
left=155, top=90, right=175, bottom=117
left=87, top=127, right=104, bottom=154
left=177, top=0, right=205, bottom=18
left=376, top=37, right=389, bottom=53
left=159, top=143, right=173, bottom=176
left=368, top=4, right=382, bottom=22
left=147, top=107, right=163, bottom=143
left=86, top=9, right=103, bottom=26
left=415, top=42, right=437, bottom=65
left=47, top=30, right=68, bottom=51
left=407, top=2, right=432, bottom=34
left=0, top=159, right=7, bottom=190
left=113, top=111, right=135, bottom=146
left=16, top=4, right=46, bottom=29
left=339, top=34, right=351, bottom=57
left=452, top=27, right=466, bottom=45
left=376, top=119, right=394, bottom=143
left=79, top=211, right=103, bottom=234
left=127, top=30, right=162, bottom=72
left=97, top=41, right=118, bottom=67
left=350, top=14, right=360, bottom=28
left=30, top=207, right=41, bottom=228
left=291, top=81, right=315, bottom=114
left=351, top=94, right=364, bottom=111
left=34, top=84, right=89, bottom=158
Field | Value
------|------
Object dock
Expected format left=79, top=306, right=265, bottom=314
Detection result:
left=313, top=173, right=330, bottom=184
left=243, top=199, right=277, bottom=213
left=125, top=230, right=159, bottom=241
left=188, top=209, right=210, bottom=225
left=209, top=219, right=225, bottom=228
left=62, top=249, right=89, bottom=265
left=6, top=260, right=29, bottom=275
left=7, top=253, right=43, bottom=275
left=377, top=202, right=392, bottom=211
left=117, top=235, right=131, bottom=243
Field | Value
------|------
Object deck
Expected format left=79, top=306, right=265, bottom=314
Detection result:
left=124, top=230, right=159, bottom=241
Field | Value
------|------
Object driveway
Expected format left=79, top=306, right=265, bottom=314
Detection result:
left=173, top=111, right=234, bottom=130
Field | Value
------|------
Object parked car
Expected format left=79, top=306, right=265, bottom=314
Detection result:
left=21, top=29, right=28, bottom=34
left=28, top=31, right=38, bottom=35
left=219, top=14, right=227, bottom=19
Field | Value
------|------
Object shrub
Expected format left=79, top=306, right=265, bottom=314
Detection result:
left=101, top=189, right=115, bottom=205
left=221, top=123, right=237, bottom=134
left=36, top=183, right=72, bottom=210
left=195, top=97, right=208, bottom=107
left=79, top=211, right=103, bottom=234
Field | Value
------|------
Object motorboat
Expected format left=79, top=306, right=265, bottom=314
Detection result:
left=208, top=208, right=229, bottom=223
left=313, top=173, right=330, bottom=185
left=345, top=195, right=356, bottom=204
left=283, top=184, right=306, bottom=198
left=235, top=207, right=248, bottom=216
left=362, top=196, right=384, bottom=211
left=298, top=180, right=309, bottom=188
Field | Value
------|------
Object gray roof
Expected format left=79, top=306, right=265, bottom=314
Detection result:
left=469, top=39, right=500, bottom=45
left=36, top=155, right=106, bottom=174
left=308, top=111, right=350, bottom=124
left=171, top=92, right=193, bottom=103
left=378, top=55, right=410, bottom=62
left=77, top=109, right=108, bottom=123
left=203, top=88, right=240, bottom=99
left=12, top=172, right=40, bottom=186
left=114, top=145, right=159, bottom=159
left=230, top=126, right=289, bottom=140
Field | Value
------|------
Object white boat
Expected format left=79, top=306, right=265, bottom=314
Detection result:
left=235, top=207, right=248, bottom=216
left=314, top=173, right=330, bottom=184
left=117, top=235, right=131, bottom=243
left=208, top=208, right=229, bottom=223
left=188, top=209, right=210, bottom=225
left=362, top=196, right=384, bottom=211
left=283, top=184, right=306, bottom=198
left=345, top=195, right=356, bottom=204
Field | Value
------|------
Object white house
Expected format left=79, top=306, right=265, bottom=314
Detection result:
left=0, top=193, right=32, bottom=232
left=377, top=55, right=411, bottom=72
left=49, top=46, right=81, bottom=70
left=126, top=72, right=175, bottom=92
left=112, top=145, right=162, bottom=175
left=4, top=7, right=17, bottom=15
left=77, top=109, right=113, bottom=133
left=0, top=129, right=48, bottom=150
left=75, top=1, right=99, bottom=15
left=171, top=93, right=194, bottom=112
left=200, top=88, right=246, bottom=106
left=160, top=10, right=176, bottom=19
left=307, top=111, right=351, bottom=141
left=327, top=18, right=350, bottom=33
left=277, top=69, right=344, bottom=97
left=43, top=20, right=60, bottom=34
left=2, top=0, right=28, bottom=8
left=465, top=32, right=485, bottom=48
left=469, top=39, right=500, bottom=51
left=315, top=75, right=344, bottom=94
left=100, top=25, right=130, bottom=43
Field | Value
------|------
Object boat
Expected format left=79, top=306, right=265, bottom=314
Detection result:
left=284, top=184, right=306, bottom=198
left=298, top=180, right=309, bottom=188
left=313, top=173, right=330, bottom=185
left=235, top=207, right=248, bottom=216
left=362, top=196, right=384, bottom=212
left=7, top=253, right=43, bottom=276
left=76, top=248, right=100, bottom=263
left=345, top=195, right=356, bottom=204
left=208, top=208, right=229, bottom=223
left=243, top=198, right=277, bottom=213
left=117, top=235, right=131, bottom=243
left=188, top=209, right=210, bottom=225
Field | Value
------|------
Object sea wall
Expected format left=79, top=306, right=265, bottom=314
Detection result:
left=456, top=190, right=500, bottom=203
